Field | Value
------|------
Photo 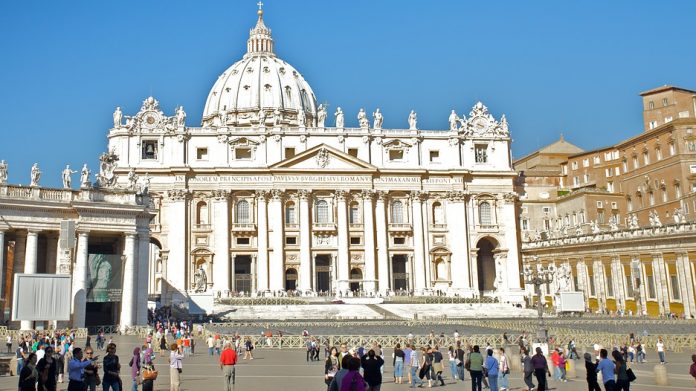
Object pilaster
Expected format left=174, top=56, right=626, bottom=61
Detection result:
left=268, top=189, right=284, bottom=291
left=361, top=190, right=376, bottom=293
left=298, top=190, right=312, bottom=292
left=136, top=232, right=150, bottom=325
left=72, top=231, right=89, bottom=328
left=446, top=191, right=472, bottom=295
left=256, top=191, right=269, bottom=293
left=375, top=191, right=390, bottom=294
left=411, top=191, right=426, bottom=293
left=336, top=190, right=349, bottom=293
left=212, top=191, right=230, bottom=292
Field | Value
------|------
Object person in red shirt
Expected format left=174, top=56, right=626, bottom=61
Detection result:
left=220, top=342, right=238, bottom=391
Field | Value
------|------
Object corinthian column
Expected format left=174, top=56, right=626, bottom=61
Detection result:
left=256, top=191, right=269, bottom=293
left=361, top=190, right=376, bottom=293
left=336, top=190, right=349, bottom=292
left=0, top=230, right=4, bottom=298
left=136, top=232, right=150, bottom=325
left=375, top=191, right=389, bottom=294
left=20, top=230, right=40, bottom=330
left=447, top=191, right=472, bottom=295
left=298, top=190, right=312, bottom=292
left=120, top=233, right=137, bottom=329
left=268, top=189, right=284, bottom=291
left=72, top=232, right=89, bottom=328
left=212, top=191, right=230, bottom=292
left=411, top=192, right=427, bottom=293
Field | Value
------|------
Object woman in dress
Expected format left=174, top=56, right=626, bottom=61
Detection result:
left=129, top=347, right=141, bottom=391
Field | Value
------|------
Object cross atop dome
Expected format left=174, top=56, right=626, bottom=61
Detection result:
left=247, top=2, right=274, bottom=56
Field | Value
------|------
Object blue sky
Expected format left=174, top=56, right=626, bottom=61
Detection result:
left=1, top=0, right=694, bottom=188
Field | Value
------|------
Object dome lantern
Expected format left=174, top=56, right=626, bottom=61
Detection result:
left=247, top=1, right=274, bottom=56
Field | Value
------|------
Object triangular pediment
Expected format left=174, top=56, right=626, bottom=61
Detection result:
left=270, top=144, right=377, bottom=171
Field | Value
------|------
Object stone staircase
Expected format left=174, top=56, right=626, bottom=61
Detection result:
left=365, top=304, right=404, bottom=320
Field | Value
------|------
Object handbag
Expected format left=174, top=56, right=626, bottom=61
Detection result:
left=626, top=368, right=636, bottom=382
left=142, top=367, right=159, bottom=381
left=95, top=373, right=102, bottom=386
left=464, top=359, right=471, bottom=371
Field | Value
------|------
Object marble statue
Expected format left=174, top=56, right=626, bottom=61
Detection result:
left=408, top=110, right=417, bottom=130
left=273, top=108, right=282, bottom=126
left=0, top=160, right=7, bottom=184
left=113, top=107, right=123, bottom=128
left=139, top=173, right=151, bottom=195
left=80, top=164, right=90, bottom=189
left=629, top=213, right=639, bottom=229
left=176, top=106, right=186, bottom=127
left=30, top=163, right=41, bottom=187
left=298, top=109, right=306, bottom=127
left=127, top=168, right=138, bottom=190
left=448, top=110, right=459, bottom=131
left=556, top=264, right=572, bottom=292
left=61, top=165, right=76, bottom=189
left=373, top=108, right=383, bottom=129
left=673, top=208, right=686, bottom=224
left=575, top=225, right=583, bottom=236
left=591, top=220, right=601, bottom=234
left=357, top=108, right=369, bottom=129
left=317, top=104, right=327, bottom=127
left=335, top=107, right=344, bottom=128
left=194, top=267, right=208, bottom=292
left=95, top=150, right=118, bottom=188
left=258, top=109, right=266, bottom=126
left=649, top=210, right=662, bottom=227
left=608, top=215, right=619, bottom=231
left=219, top=110, right=228, bottom=126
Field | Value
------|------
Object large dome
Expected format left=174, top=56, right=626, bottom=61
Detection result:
left=202, top=8, right=318, bottom=127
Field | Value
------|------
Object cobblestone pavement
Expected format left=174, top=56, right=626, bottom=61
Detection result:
left=1, top=335, right=694, bottom=391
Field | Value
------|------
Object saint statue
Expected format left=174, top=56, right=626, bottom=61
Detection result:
left=448, top=110, right=459, bottom=131
left=357, top=108, right=369, bottom=129
left=273, top=108, right=282, bottom=126
left=335, top=107, right=344, bottom=128
left=591, top=220, right=601, bottom=234
left=408, top=110, right=418, bottom=130
left=30, top=163, right=41, bottom=187
left=317, top=104, right=327, bottom=128
left=608, top=215, right=619, bottom=231
left=127, top=168, right=138, bottom=190
left=0, top=160, right=7, bottom=184
left=373, top=108, right=383, bottom=129
left=257, top=109, right=266, bottom=127
left=194, top=267, right=208, bottom=292
left=80, top=164, right=91, bottom=189
left=62, top=165, right=76, bottom=189
left=298, top=109, right=306, bottom=127
left=219, top=110, right=228, bottom=126
left=139, top=173, right=151, bottom=195
left=629, top=213, right=639, bottom=229
left=649, top=210, right=662, bottom=227
left=113, top=107, right=123, bottom=128
left=673, top=208, right=685, bottom=224
left=176, top=106, right=186, bottom=127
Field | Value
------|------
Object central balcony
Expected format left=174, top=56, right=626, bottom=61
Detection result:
left=312, top=222, right=337, bottom=233
left=231, top=222, right=257, bottom=233
left=388, top=223, right=412, bottom=233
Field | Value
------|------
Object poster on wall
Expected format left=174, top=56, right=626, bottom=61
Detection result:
left=86, top=254, right=123, bottom=302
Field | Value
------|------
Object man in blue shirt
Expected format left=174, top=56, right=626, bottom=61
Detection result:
left=596, top=349, right=616, bottom=391
left=68, top=348, right=95, bottom=391
left=484, top=348, right=500, bottom=391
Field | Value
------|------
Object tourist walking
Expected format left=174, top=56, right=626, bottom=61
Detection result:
left=160, top=335, right=168, bottom=357
left=244, top=337, right=254, bottom=360
left=83, top=348, right=100, bottom=391
left=129, top=347, right=141, bottom=391
left=656, top=337, right=666, bottom=364
left=531, top=347, right=550, bottom=391
left=596, top=349, right=616, bottom=391
left=432, top=345, right=445, bottom=386
left=558, top=350, right=567, bottom=382
left=169, top=343, right=184, bottom=391
left=37, top=346, right=57, bottom=391
left=583, top=353, right=601, bottom=391
left=455, top=342, right=466, bottom=382
left=103, top=344, right=122, bottom=391
left=612, top=350, right=631, bottom=391
left=220, top=342, right=238, bottom=391
left=361, top=349, right=384, bottom=391
left=325, top=347, right=339, bottom=391
left=521, top=349, right=535, bottom=391
left=418, top=347, right=433, bottom=388
left=467, top=345, right=485, bottom=391
left=498, top=348, right=509, bottom=391
left=409, top=345, right=422, bottom=388
left=484, top=348, right=499, bottom=391
left=340, top=357, right=367, bottom=391
left=448, top=346, right=458, bottom=383
left=68, top=348, right=94, bottom=391
left=329, top=355, right=351, bottom=391
left=19, top=353, right=38, bottom=391
left=393, top=343, right=405, bottom=384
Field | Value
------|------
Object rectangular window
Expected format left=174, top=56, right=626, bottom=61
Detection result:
left=670, top=143, right=676, bottom=155
left=236, top=237, right=250, bottom=245
left=643, top=151, right=650, bottom=165
left=583, top=159, right=589, bottom=167
left=142, top=140, right=158, bottom=160
left=663, top=98, right=669, bottom=106
left=607, top=182, right=614, bottom=192
left=622, top=161, right=628, bottom=173
left=349, top=205, right=360, bottom=224
left=573, top=176, right=579, bottom=186
left=632, top=156, right=639, bottom=169
left=606, top=274, right=614, bottom=297
left=670, top=275, right=681, bottom=300
left=521, top=219, right=529, bottom=230
left=675, top=184, right=682, bottom=198
left=429, top=150, right=440, bottom=162
left=690, top=165, right=696, bottom=174
left=389, top=149, right=404, bottom=161
left=235, top=148, right=252, bottom=159
left=393, top=237, right=405, bottom=245
left=350, top=237, right=361, bottom=245
left=475, top=145, right=488, bottom=163
left=571, top=161, right=578, bottom=170
left=679, top=111, right=690, bottom=118
left=284, top=147, right=296, bottom=159
left=597, top=210, right=605, bottom=223
left=588, top=277, right=596, bottom=296
left=196, top=147, right=208, bottom=160
left=625, top=275, right=634, bottom=296
left=285, top=236, right=297, bottom=245
left=542, top=207, right=550, bottom=213
left=285, top=205, right=295, bottom=224
left=656, top=148, right=662, bottom=160
left=579, top=211, right=585, bottom=223
left=615, top=167, right=620, bottom=176
left=348, top=148, right=359, bottom=157
left=593, top=156, right=601, bottom=165
left=583, top=174, right=589, bottom=183
left=649, top=121, right=658, bottom=130
left=543, top=219, right=550, bottom=231
left=647, top=276, right=656, bottom=299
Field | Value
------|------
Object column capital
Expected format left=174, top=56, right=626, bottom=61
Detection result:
left=211, top=189, right=229, bottom=201
left=410, top=191, right=427, bottom=202
left=269, top=189, right=284, bottom=201
left=360, top=189, right=375, bottom=201
left=167, top=189, right=191, bottom=201
left=375, top=190, right=388, bottom=202
left=446, top=190, right=469, bottom=202
left=297, top=189, right=312, bottom=200
left=335, top=190, right=348, bottom=201
left=26, top=229, right=41, bottom=236
left=124, top=232, right=138, bottom=239
left=255, top=190, right=268, bottom=201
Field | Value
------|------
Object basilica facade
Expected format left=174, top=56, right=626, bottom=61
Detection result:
left=108, top=8, right=524, bottom=306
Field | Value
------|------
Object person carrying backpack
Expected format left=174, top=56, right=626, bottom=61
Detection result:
left=340, top=356, right=367, bottom=391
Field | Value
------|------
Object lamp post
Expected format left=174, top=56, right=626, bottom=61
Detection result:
left=523, top=263, right=555, bottom=343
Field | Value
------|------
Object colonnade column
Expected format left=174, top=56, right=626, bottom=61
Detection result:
left=298, top=190, right=311, bottom=292
left=164, top=190, right=189, bottom=300
left=71, top=232, right=89, bottom=328
left=411, top=192, right=426, bottom=293
left=20, top=230, right=39, bottom=330
left=212, top=191, right=230, bottom=292
left=610, top=256, right=624, bottom=312
left=336, top=190, right=349, bottom=293
left=120, top=233, right=137, bottom=329
left=676, top=252, right=695, bottom=318
left=136, top=232, right=150, bottom=325
left=0, top=230, right=4, bottom=298
left=268, top=189, right=284, bottom=291
left=652, top=252, right=669, bottom=314
left=256, top=191, right=269, bottom=293
left=446, top=191, right=471, bottom=295
left=361, top=190, right=376, bottom=293
left=375, top=192, right=390, bottom=294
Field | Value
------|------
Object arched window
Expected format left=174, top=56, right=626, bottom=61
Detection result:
left=315, top=200, right=329, bottom=223
left=479, top=202, right=492, bottom=225
left=236, top=200, right=250, bottom=223
left=391, top=200, right=404, bottom=224
left=285, top=201, right=296, bottom=224
left=432, top=202, right=444, bottom=224
left=349, top=202, right=360, bottom=224
left=196, top=201, right=208, bottom=225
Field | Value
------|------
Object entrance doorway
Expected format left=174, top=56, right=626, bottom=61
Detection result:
left=476, top=238, right=497, bottom=292
left=349, top=268, right=362, bottom=292
left=234, top=255, right=252, bottom=294
left=285, top=268, right=297, bottom=291
left=315, top=254, right=331, bottom=293
left=391, top=255, right=409, bottom=292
